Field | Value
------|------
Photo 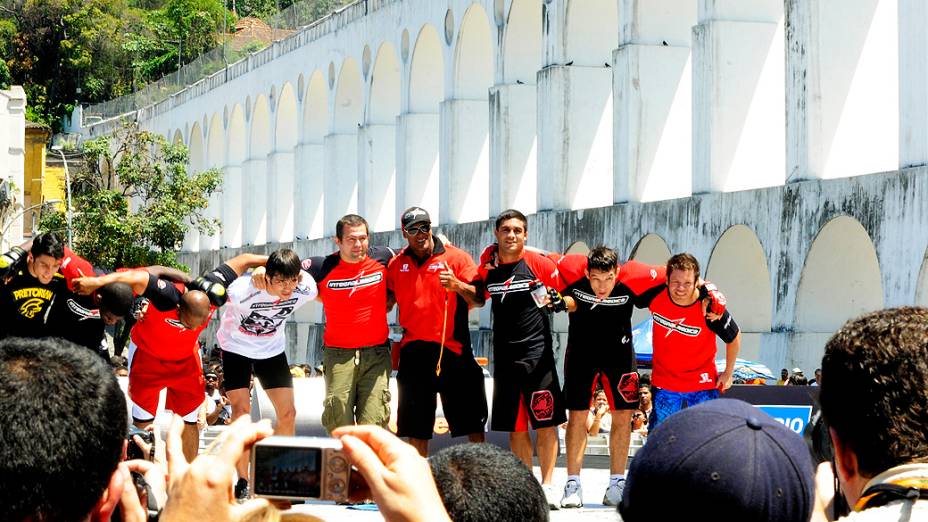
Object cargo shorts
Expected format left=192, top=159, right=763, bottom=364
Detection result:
left=321, top=342, right=392, bottom=434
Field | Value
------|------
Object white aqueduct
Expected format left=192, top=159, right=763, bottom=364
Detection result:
left=81, top=0, right=928, bottom=376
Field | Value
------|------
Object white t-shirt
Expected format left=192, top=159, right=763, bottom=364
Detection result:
left=216, top=271, right=317, bottom=359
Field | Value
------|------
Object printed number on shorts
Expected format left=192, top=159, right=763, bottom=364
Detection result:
left=698, top=372, right=711, bottom=384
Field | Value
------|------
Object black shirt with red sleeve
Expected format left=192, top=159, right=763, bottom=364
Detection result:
left=555, top=254, right=666, bottom=350
left=302, top=246, right=396, bottom=349
left=386, top=237, right=480, bottom=355
left=483, top=250, right=561, bottom=365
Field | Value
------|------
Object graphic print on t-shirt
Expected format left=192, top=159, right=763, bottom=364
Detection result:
left=239, top=300, right=297, bottom=337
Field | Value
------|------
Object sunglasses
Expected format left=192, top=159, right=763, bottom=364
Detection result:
left=404, top=223, right=431, bottom=235
left=205, top=375, right=218, bottom=381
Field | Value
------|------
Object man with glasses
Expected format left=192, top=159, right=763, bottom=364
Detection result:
left=213, top=248, right=317, bottom=497
left=386, top=207, right=488, bottom=456
left=635, top=253, right=740, bottom=429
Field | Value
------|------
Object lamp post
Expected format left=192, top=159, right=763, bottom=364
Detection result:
left=50, top=146, right=73, bottom=246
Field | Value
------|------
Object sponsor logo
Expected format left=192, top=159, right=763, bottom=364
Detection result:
left=427, top=262, right=445, bottom=272
left=404, top=208, right=428, bottom=221
left=19, top=297, right=47, bottom=319
left=157, top=279, right=167, bottom=290
left=165, top=318, right=186, bottom=330
left=301, top=259, right=313, bottom=271
left=531, top=390, right=555, bottom=421
left=486, top=276, right=532, bottom=302
left=67, top=299, right=100, bottom=321
left=211, top=270, right=227, bottom=282
left=250, top=298, right=298, bottom=309
left=618, top=372, right=640, bottom=403
left=650, top=269, right=658, bottom=279
left=12, top=287, right=53, bottom=301
left=327, top=272, right=383, bottom=295
left=239, top=306, right=294, bottom=336
left=400, top=263, right=409, bottom=273
left=621, top=335, right=630, bottom=345
left=571, top=289, right=628, bottom=308
left=652, top=312, right=701, bottom=337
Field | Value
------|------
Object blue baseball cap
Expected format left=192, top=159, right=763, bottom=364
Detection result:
left=620, top=398, right=815, bottom=522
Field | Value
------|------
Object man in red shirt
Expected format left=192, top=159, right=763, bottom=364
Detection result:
left=301, top=214, right=396, bottom=433
left=636, top=253, right=740, bottom=429
left=74, top=252, right=267, bottom=460
left=386, top=207, right=487, bottom=456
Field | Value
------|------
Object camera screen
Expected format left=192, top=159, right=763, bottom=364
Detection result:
left=252, top=445, right=322, bottom=499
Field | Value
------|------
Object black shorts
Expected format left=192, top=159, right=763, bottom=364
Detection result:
left=220, top=349, right=293, bottom=391
left=396, top=341, right=488, bottom=440
left=563, top=342, right=639, bottom=411
left=490, top=345, right=567, bottom=432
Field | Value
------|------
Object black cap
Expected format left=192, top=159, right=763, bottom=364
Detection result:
left=401, top=206, right=431, bottom=229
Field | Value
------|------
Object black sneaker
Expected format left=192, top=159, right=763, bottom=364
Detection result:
left=234, top=478, right=250, bottom=501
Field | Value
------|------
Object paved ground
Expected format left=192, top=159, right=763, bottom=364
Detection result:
left=287, top=455, right=623, bottom=521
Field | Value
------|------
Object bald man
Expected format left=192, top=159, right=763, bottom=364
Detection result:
left=74, top=253, right=267, bottom=460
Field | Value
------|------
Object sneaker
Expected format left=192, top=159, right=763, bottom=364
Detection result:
left=542, top=484, right=560, bottom=510
left=234, top=478, right=250, bottom=501
left=560, top=479, right=583, bottom=508
left=602, top=478, right=626, bottom=506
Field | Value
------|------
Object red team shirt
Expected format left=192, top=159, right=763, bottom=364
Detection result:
left=131, top=276, right=215, bottom=361
left=644, top=288, right=740, bottom=392
left=303, top=246, right=395, bottom=349
left=387, top=239, right=479, bottom=355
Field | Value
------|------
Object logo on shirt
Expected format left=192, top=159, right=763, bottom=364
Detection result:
left=239, top=307, right=294, bottom=336
left=327, top=272, right=383, bottom=294
left=67, top=299, right=101, bottom=321
left=652, top=313, right=701, bottom=337
left=400, top=263, right=409, bottom=273
left=165, top=318, right=187, bottom=330
left=618, top=372, right=640, bottom=403
left=486, top=276, right=532, bottom=302
left=19, top=297, right=47, bottom=319
left=571, top=289, right=628, bottom=308
left=531, top=390, right=555, bottom=421
left=650, top=269, right=658, bottom=279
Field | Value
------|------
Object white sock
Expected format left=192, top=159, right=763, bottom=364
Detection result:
left=567, top=475, right=581, bottom=485
left=609, top=474, right=625, bottom=484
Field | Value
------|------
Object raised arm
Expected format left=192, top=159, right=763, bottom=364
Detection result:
left=147, top=265, right=192, bottom=284
left=73, top=270, right=149, bottom=295
left=222, top=253, right=269, bottom=277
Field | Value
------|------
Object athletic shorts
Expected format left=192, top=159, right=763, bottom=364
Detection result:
left=491, top=346, right=567, bottom=432
left=221, top=349, right=292, bottom=391
left=563, top=342, right=639, bottom=411
left=127, top=341, right=204, bottom=420
left=650, top=387, right=719, bottom=429
left=396, top=341, right=488, bottom=440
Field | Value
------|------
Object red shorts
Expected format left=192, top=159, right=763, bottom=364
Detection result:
left=128, top=342, right=204, bottom=418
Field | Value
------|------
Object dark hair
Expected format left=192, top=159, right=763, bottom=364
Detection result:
left=31, top=231, right=65, bottom=259
left=429, top=443, right=549, bottom=522
left=266, top=248, right=301, bottom=280
left=588, top=246, right=618, bottom=272
left=97, top=282, right=135, bottom=317
left=0, top=337, right=127, bottom=521
left=335, top=214, right=369, bottom=240
left=666, top=252, right=700, bottom=282
left=494, top=209, right=528, bottom=232
left=820, top=307, right=928, bottom=477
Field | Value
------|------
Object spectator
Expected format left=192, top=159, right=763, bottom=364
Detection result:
left=630, top=409, right=648, bottom=435
left=290, top=364, right=306, bottom=378
left=428, top=443, right=550, bottom=522
left=810, top=368, right=821, bottom=386
left=638, top=383, right=653, bottom=421
left=586, top=388, right=612, bottom=435
left=788, top=368, right=808, bottom=386
left=813, top=307, right=928, bottom=520
left=0, top=337, right=128, bottom=521
left=115, top=365, right=129, bottom=377
left=778, top=367, right=789, bottom=385
left=620, top=398, right=814, bottom=521
left=205, top=370, right=231, bottom=425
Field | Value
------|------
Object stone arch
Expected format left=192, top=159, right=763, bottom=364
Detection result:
left=334, top=58, right=363, bottom=133
left=184, top=121, right=205, bottom=251
left=270, top=82, right=298, bottom=242
left=705, top=225, right=772, bottom=362
left=202, top=113, right=225, bottom=250
left=297, top=71, right=328, bottom=241
left=794, top=216, right=883, bottom=371
left=369, top=42, right=401, bottom=125
left=409, top=24, right=444, bottom=113
left=566, top=0, right=619, bottom=66
left=172, top=129, right=183, bottom=144
left=502, top=0, right=542, bottom=84
left=223, top=104, right=246, bottom=248
left=565, top=241, right=590, bottom=255
left=245, top=95, right=271, bottom=245
left=453, top=4, right=493, bottom=99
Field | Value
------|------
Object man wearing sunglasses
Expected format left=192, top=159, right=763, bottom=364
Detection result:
left=386, top=207, right=488, bottom=456
left=214, top=248, right=317, bottom=498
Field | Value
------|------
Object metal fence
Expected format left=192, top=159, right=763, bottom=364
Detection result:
left=83, top=0, right=386, bottom=123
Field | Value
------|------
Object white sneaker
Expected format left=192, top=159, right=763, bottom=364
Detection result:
left=602, top=478, right=626, bottom=506
left=560, top=479, right=583, bottom=508
left=542, top=484, right=560, bottom=510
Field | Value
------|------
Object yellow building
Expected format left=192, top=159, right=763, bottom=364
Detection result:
left=23, top=121, right=66, bottom=236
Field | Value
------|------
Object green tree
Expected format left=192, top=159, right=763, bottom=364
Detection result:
left=41, top=121, right=221, bottom=270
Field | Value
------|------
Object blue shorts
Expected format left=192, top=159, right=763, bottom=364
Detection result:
left=650, top=388, right=719, bottom=429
